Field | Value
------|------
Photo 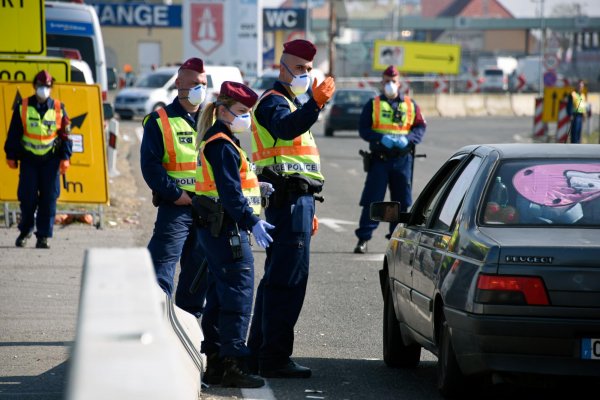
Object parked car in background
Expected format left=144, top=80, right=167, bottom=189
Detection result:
left=481, top=67, right=507, bottom=92
left=114, top=65, right=243, bottom=120
left=323, top=88, right=377, bottom=137
left=372, top=143, right=600, bottom=397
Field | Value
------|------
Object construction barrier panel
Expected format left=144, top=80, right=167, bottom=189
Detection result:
left=532, top=97, right=548, bottom=140
left=485, top=93, right=513, bottom=116
left=555, top=98, right=570, bottom=143
left=463, top=94, right=487, bottom=116
left=414, top=94, right=439, bottom=117
left=510, top=94, right=537, bottom=117
left=437, top=93, right=467, bottom=117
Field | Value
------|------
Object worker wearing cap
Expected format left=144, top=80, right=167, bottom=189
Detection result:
left=248, top=39, right=335, bottom=378
left=567, top=80, right=587, bottom=144
left=141, top=57, right=208, bottom=316
left=194, top=81, right=274, bottom=388
left=353, top=65, right=427, bottom=254
left=4, top=70, right=72, bottom=249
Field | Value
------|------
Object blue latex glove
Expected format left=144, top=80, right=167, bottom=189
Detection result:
left=252, top=220, right=275, bottom=248
left=380, top=135, right=395, bottom=149
left=394, top=135, right=409, bottom=149
left=259, top=181, right=274, bottom=197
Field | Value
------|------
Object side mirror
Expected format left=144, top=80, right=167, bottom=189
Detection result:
left=103, top=102, right=114, bottom=120
left=370, top=201, right=409, bottom=223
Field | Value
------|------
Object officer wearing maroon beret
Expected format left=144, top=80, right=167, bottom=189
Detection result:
left=353, top=65, right=427, bottom=253
left=4, top=70, right=72, bottom=249
left=140, top=57, right=209, bottom=316
left=248, top=39, right=335, bottom=379
left=194, top=81, right=273, bottom=388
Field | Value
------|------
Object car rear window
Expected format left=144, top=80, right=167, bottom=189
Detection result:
left=484, top=69, right=503, bottom=76
left=135, top=73, right=173, bottom=88
left=335, top=90, right=376, bottom=104
left=481, top=159, right=600, bottom=226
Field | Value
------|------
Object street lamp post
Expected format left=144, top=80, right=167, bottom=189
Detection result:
left=537, top=0, right=546, bottom=96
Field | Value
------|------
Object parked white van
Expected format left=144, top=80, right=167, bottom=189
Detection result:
left=114, top=65, right=243, bottom=120
left=45, top=1, right=109, bottom=102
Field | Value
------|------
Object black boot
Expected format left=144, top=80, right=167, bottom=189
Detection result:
left=203, top=353, right=224, bottom=385
left=36, top=237, right=50, bottom=249
left=15, top=232, right=32, bottom=248
left=354, top=239, right=368, bottom=254
left=221, top=357, right=265, bottom=388
left=260, top=359, right=312, bottom=379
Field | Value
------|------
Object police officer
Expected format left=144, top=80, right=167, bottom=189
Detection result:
left=567, top=80, right=587, bottom=144
left=4, top=70, right=72, bottom=249
left=353, top=65, right=427, bottom=254
left=194, top=81, right=272, bottom=388
left=248, top=39, right=335, bottom=378
left=140, top=57, right=208, bottom=316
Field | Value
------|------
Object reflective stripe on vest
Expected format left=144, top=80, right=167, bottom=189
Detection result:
left=572, top=92, right=587, bottom=114
left=20, top=98, right=61, bottom=156
left=251, top=89, right=323, bottom=181
left=371, top=96, right=415, bottom=134
left=156, top=107, right=197, bottom=191
left=195, top=132, right=261, bottom=216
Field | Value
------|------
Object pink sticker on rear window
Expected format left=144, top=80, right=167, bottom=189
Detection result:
left=512, top=164, right=600, bottom=207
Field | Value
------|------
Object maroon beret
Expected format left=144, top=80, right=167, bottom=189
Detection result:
left=283, top=39, right=317, bottom=61
left=179, top=57, right=204, bottom=73
left=34, top=70, right=54, bottom=86
left=383, top=65, right=399, bottom=77
left=220, top=81, right=258, bottom=108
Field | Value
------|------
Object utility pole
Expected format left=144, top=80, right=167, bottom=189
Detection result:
left=537, top=0, right=545, bottom=97
left=328, top=0, right=336, bottom=77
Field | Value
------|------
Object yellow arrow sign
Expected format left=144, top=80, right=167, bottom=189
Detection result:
left=0, top=0, right=46, bottom=56
left=0, top=57, right=70, bottom=83
left=542, top=86, right=588, bottom=122
left=373, top=40, right=461, bottom=75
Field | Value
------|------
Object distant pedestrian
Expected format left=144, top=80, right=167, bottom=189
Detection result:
left=4, top=70, right=72, bottom=249
left=567, top=80, right=587, bottom=143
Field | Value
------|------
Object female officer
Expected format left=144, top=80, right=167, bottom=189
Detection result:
left=194, top=81, right=274, bottom=388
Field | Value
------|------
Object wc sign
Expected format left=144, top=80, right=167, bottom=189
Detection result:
left=190, top=3, right=223, bottom=55
left=263, top=8, right=306, bottom=31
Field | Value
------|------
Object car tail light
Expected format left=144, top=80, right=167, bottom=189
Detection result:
left=61, top=48, right=82, bottom=60
left=475, top=274, right=549, bottom=305
left=331, top=105, right=341, bottom=116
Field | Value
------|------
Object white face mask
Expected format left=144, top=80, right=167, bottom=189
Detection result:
left=36, top=86, right=50, bottom=101
left=281, top=62, right=310, bottom=96
left=383, top=81, right=398, bottom=99
left=183, top=84, right=206, bottom=106
left=226, top=108, right=252, bottom=133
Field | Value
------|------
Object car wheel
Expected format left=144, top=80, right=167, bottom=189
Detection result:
left=118, top=113, right=132, bottom=121
left=325, top=127, right=334, bottom=137
left=383, top=287, right=421, bottom=368
left=437, top=314, right=466, bottom=397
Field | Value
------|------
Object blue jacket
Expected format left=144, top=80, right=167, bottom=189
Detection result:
left=358, top=93, right=426, bottom=154
left=253, top=81, right=322, bottom=141
left=4, top=96, right=72, bottom=162
left=140, top=97, right=199, bottom=203
left=202, top=120, right=260, bottom=231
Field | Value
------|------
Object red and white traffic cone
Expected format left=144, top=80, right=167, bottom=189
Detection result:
left=555, top=98, right=570, bottom=143
left=532, top=97, right=548, bottom=141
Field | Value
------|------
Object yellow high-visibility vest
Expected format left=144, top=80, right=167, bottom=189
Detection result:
left=571, top=91, right=587, bottom=114
left=20, top=98, right=62, bottom=156
left=371, top=96, right=415, bottom=135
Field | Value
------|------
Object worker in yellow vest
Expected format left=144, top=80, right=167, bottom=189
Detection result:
left=568, top=79, right=587, bottom=143
left=140, top=58, right=208, bottom=316
left=248, top=39, right=335, bottom=379
left=4, top=70, right=72, bottom=249
left=194, top=81, right=272, bottom=388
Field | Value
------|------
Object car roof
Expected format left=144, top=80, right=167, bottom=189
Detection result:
left=459, top=143, right=600, bottom=159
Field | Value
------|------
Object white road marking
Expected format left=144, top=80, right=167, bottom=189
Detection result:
left=348, top=168, right=359, bottom=176
left=318, top=218, right=356, bottom=232
left=353, top=253, right=385, bottom=262
left=242, top=381, right=276, bottom=400
left=329, top=162, right=340, bottom=168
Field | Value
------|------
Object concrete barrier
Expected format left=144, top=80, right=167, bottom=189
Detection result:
left=436, top=93, right=467, bottom=117
left=485, top=94, right=514, bottom=116
left=66, top=248, right=203, bottom=400
left=413, top=94, right=439, bottom=117
left=463, top=94, right=487, bottom=116
left=510, top=94, right=537, bottom=117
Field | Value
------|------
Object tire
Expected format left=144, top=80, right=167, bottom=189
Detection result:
left=437, top=315, right=466, bottom=398
left=383, top=287, right=421, bottom=368
left=324, top=127, right=334, bottom=137
left=117, top=113, right=132, bottom=121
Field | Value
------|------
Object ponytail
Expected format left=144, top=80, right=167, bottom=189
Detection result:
left=196, top=102, right=216, bottom=151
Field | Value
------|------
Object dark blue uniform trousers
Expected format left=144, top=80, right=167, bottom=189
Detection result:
left=355, top=154, right=412, bottom=241
left=248, top=194, right=314, bottom=369
left=147, top=202, right=207, bottom=316
left=198, top=227, right=254, bottom=358
left=570, top=114, right=584, bottom=144
left=17, top=157, right=60, bottom=238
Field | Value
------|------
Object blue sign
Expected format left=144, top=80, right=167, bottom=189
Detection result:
left=543, top=71, right=557, bottom=87
left=46, top=21, right=95, bottom=36
left=263, top=8, right=306, bottom=31
left=91, top=3, right=182, bottom=27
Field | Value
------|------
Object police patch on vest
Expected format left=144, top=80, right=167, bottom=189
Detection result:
left=247, top=196, right=261, bottom=205
left=178, top=137, right=193, bottom=144
left=272, top=162, right=320, bottom=173
left=175, top=177, right=196, bottom=186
